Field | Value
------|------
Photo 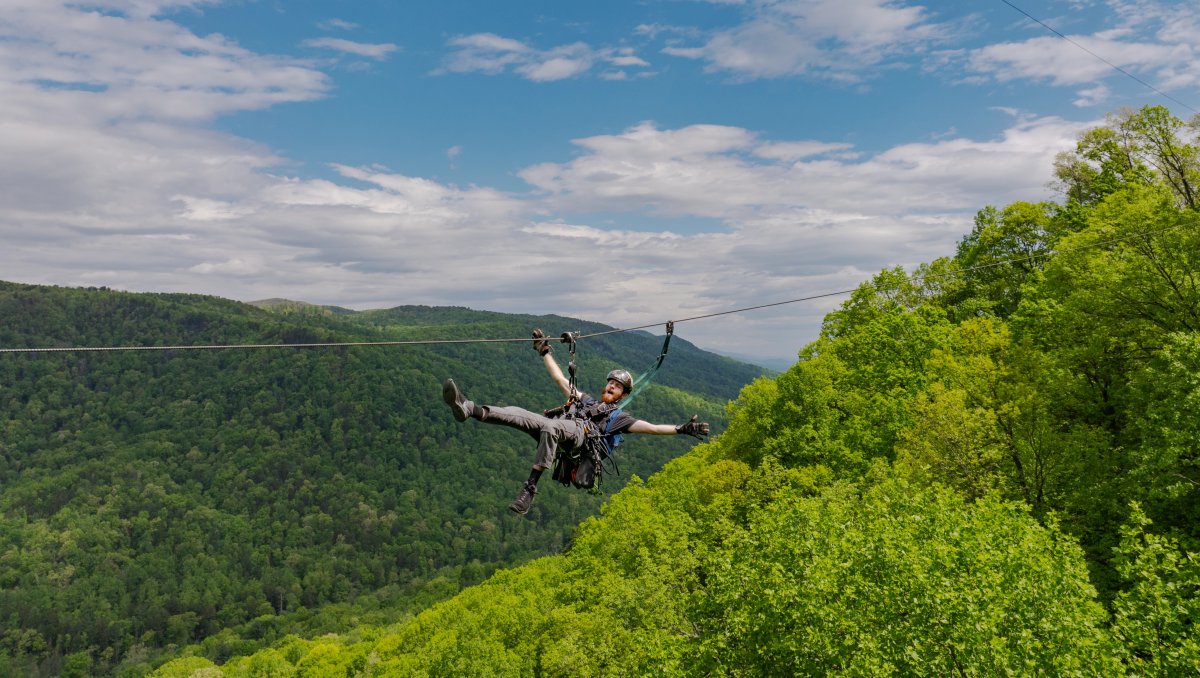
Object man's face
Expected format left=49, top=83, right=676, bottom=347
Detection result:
left=600, top=379, right=626, bottom=404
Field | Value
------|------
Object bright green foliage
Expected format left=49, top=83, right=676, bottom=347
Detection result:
left=1053, top=125, right=1155, bottom=207
left=1119, top=106, right=1200, bottom=209
left=1010, top=182, right=1200, bottom=559
left=894, top=317, right=1112, bottom=516
left=364, top=557, right=562, bottom=676
left=953, top=201, right=1063, bottom=319
left=1053, top=105, right=1198, bottom=209
left=694, top=475, right=1119, bottom=676
left=1126, top=332, right=1200, bottom=534
left=895, top=318, right=1013, bottom=500
left=548, top=480, right=702, bottom=676
left=150, top=656, right=218, bottom=677
left=222, top=647, right=293, bottom=677
left=721, top=268, right=953, bottom=476
left=1110, top=506, right=1200, bottom=674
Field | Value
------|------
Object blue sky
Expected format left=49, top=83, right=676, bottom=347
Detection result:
left=1, top=1, right=1197, bottom=362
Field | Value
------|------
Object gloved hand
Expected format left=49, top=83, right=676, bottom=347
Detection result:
left=676, top=415, right=710, bottom=440
left=532, top=328, right=552, bottom=356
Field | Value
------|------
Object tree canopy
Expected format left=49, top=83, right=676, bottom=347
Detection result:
left=0, top=289, right=759, bottom=676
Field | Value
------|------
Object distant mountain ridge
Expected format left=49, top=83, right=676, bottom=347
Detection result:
left=248, top=298, right=357, bottom=316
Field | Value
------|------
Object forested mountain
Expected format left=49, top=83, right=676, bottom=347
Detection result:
left=149, top=106, right=1200, bottom=676
left=0, top=285, right=764, bottom=676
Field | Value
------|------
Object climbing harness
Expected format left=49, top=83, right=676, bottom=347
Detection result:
left=548, top=322, right=675, bottom=491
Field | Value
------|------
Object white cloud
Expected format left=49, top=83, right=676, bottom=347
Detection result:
left=635, top=23, right=703, bottom=40
left=610, top=55, right=651, bottom=67
left=754, top=140, right=856, bottom=161
left=963, top=1, right=1200, bottom=95
left=76, top=0, right=223, bottom=19
left=1073, top=83, right=1111, bottom=106
left=173, top=195, right=254, bottom=221
left=318, top=18, right=359, bottom=31
left=517, top=46, right=594, bottom=82
left=662, top=0, right=955, bottom=82
left=301, top=37, right=399, bottom=60
left=440, top=33, right=531, bottom=75
left=968, top=33, right=1180, bottom=86
left=439, top=33, right=650, bottom=82
left=520, top=118, right=1089, bottom=221
left=502, top=115, right=1094, bottom=354
left=0, top=1, right=329, bottom=121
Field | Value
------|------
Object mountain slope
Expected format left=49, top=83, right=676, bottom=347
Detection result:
left=0, top=281, right=765, bottom=676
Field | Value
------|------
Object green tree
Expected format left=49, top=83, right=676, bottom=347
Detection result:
left=1054, top=105, right=1200, bottom=210
left=1110, top=506, right=1200, bottom=674
left=693, top=474, right=1121, bottom=676
left=951, top=201, right=1064, bottom=319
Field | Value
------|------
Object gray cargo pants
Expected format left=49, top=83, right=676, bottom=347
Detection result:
left=480, top=405, right=586, bottom=468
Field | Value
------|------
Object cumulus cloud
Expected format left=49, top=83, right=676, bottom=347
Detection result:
left=318, top=18, right=359, bottom=31
left=662, top=0, right=956, bottom=81
left=963, top=0, right=1200, bottom=96
left=0, top=1, right=329, bottom=121
left=438, top=33, right=652, bottom=82
left=301, top=37, right=399, bottom=60
left=967, top=33, right=1181, bottom=86
left=505, top=115, right=1092, bottom=353
left=520, top=117, right=1087, bottom=219
left=1073, top=83, right=1112, bottom=106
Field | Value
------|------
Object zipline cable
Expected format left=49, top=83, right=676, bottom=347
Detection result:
left=579, top=220, right=1189, bottom=339
left=997, top=0, right=1197, bottom=115
left=0, top=337, right=539, bottom=354
left=0, top=221, right=1187, bottom=355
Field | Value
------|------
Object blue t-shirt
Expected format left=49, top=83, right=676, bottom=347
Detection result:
left=573, top=394, right=636, bottom=457
left=575, top=394, right=636, bottom=435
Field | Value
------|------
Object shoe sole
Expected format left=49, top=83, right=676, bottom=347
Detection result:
left=442, top=379, right=468, bottom=422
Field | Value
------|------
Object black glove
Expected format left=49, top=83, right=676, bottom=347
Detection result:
left=532, top=328, right=552, bottom=356
left=676, top=415, right=710, bottom=440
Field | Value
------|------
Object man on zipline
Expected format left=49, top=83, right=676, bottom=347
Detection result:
left=442, top=329, right=710, bottom=515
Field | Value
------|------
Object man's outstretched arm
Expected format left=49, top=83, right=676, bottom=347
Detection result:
left=629, top=416, right=710, bottom=438
left=542, top=352, right=573, bottom=398
left=533, top=328, right=574, bottom=398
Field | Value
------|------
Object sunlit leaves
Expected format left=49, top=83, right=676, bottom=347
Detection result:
left=695, top=476, right=1120, bottom=676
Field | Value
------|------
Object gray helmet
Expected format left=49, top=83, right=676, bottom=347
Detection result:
left=606, top=369, right=633, bottom=394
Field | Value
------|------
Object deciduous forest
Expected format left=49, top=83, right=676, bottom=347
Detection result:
left=0, top=289, right=759, bottom=676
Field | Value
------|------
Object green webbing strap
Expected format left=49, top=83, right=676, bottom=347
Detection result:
left=617, top=321, right=673, bottom=411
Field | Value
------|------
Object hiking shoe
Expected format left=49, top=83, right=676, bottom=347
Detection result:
left=442, top=379, right=475, bottom=422
left=509, top=480, right=538, bottom=515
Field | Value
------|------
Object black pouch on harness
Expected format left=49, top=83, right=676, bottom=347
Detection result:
left=552, top=443, right=603, bottom=490
left=571, top=456, right=598, bottom=489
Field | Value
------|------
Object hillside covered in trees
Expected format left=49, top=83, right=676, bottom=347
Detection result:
left=150, top=106, right=1200, bottom=676
left=0, top=288, right=763, bottom=676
